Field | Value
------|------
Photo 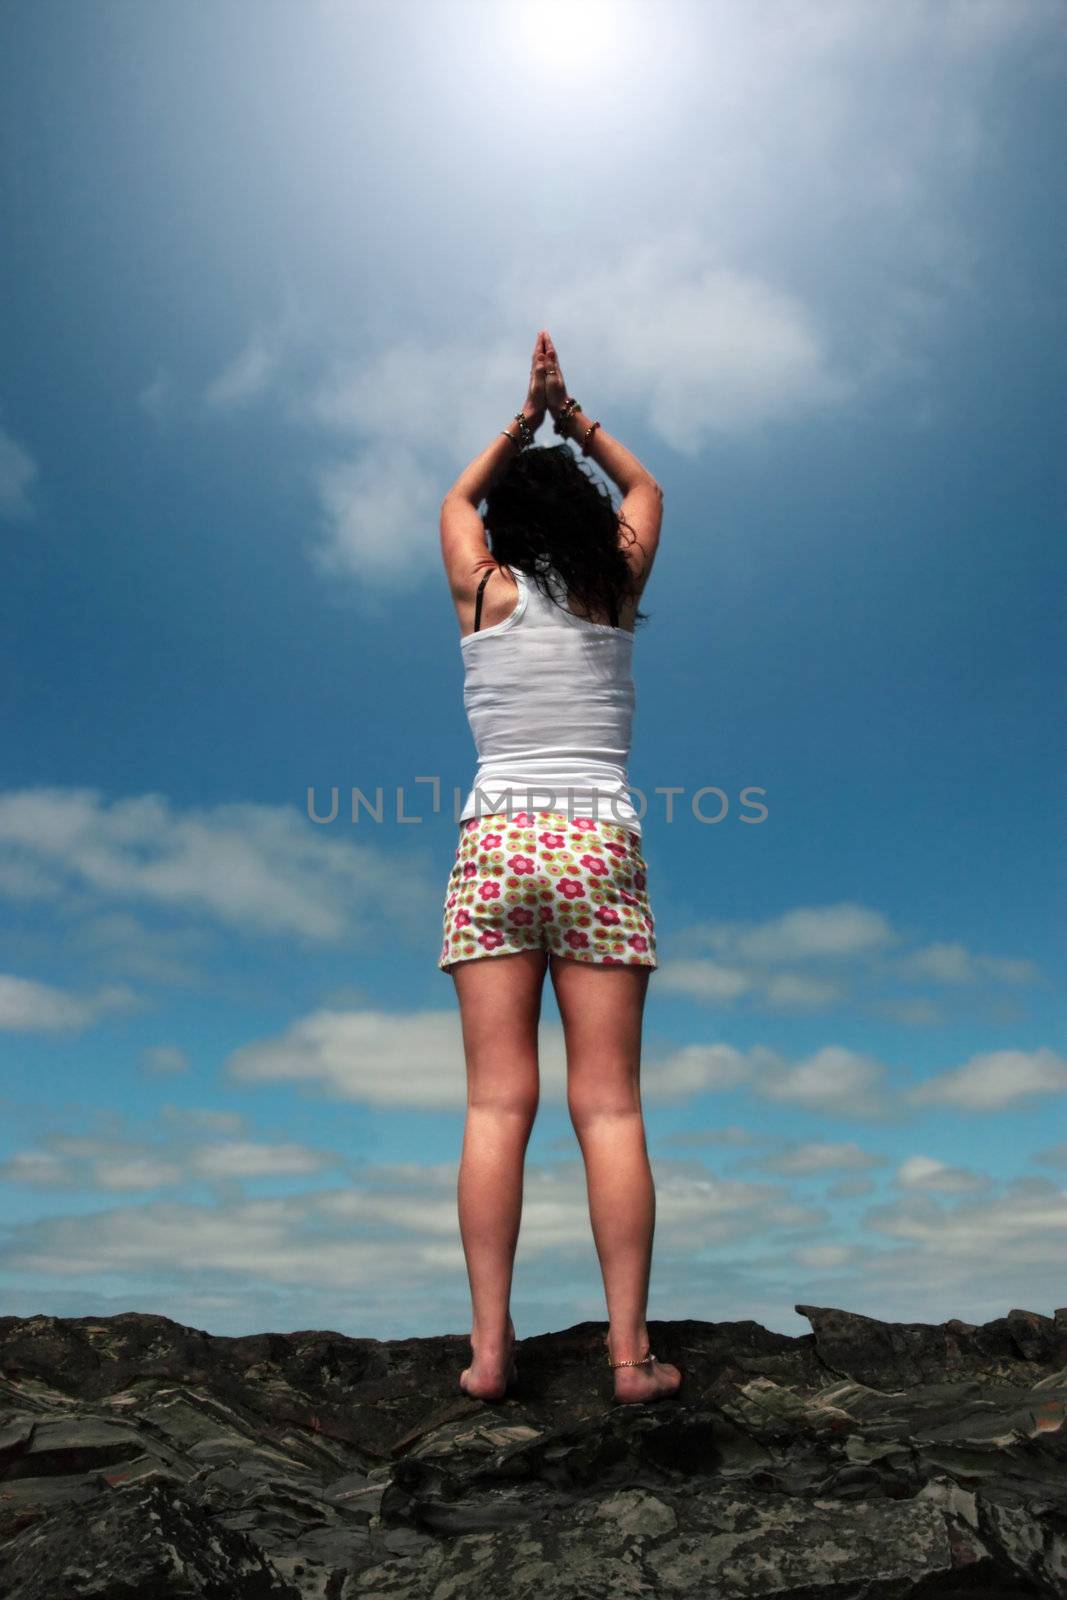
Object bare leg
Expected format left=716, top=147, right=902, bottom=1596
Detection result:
left=550, top=954, right=682, bottom=1403
left=451, top=948, right=546, bottom=1397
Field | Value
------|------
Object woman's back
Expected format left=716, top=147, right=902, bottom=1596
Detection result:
left=458, top=565, right=642, bottom=836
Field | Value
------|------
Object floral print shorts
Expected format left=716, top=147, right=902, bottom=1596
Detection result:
left=438, top=810, right=658, bottom=974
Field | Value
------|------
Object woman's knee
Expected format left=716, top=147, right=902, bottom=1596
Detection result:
left=466, top=1073, right=540, bottom=1122
left=567, top=1078, right=643, bottom=1131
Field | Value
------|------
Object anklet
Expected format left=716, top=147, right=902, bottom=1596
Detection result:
left=608, top=1349, right=658, bottom=1370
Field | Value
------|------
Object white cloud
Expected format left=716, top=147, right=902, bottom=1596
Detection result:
left=708, top=904, right=898, bottom=965
left=2, top=1119, right=1060, bottom=1333
left=305, top=339, right=476, bottom=443
left=898, top=942, right=1042, bottom=986
left=0, top=857, right=60, bottom=899
left=295, top=246, right=849, bottom=578
left=0, top=973, right=139, bottom=1033
left=0, top=786, right=438, bottom=946
left=204, top=326, right=285, bottom=410
left=540, top=237, right=854, bottom=454
left=199, top=0, right=1064, bottom=603
left=896, top=1155, right=988, bottom=1194
left=0, top=1157, right=809, bottom=1288
left=137, top=367, right=172, bottom=421
left=308, top=246, right=851, bottom=457
left=766, top=1141, right=883, bottom=1176
left=190, top=1140, right=335, bottom=1180
left=74, top=914, right=219, bottom=987
left=292, top=237, right=852, bottom=584
left=0, top=1150, right=77, bottom=1188
left=660, top=904, right=896, bottom=1011
left=223, top=1006, right=749, bottom=1111
left=203, top=295, right=315, bottom=412
left=658, top=1123, right=759, bottom=1149
left=307, top=444, right=440, bottom=583
left=666, top=904, right=1043, bottom=1018
left=762, top=972, right=846, bottom=1011
left=224, top=1005, right=900, bottom=1116
left=141, top=1044, right=191, bottom=1076
left=646, top=1041, right=758, bottom=1103
left=902, top=943, right=982, bottom=984
left=657, top=960, right=754, bottom=1004
left=907, top=1047, right=1067, bottom=1111
left=729, top=1041, right=877, bottom=1116
left=94, top=1155, right=186, bottom=1191
left=225, top=1001, right=1063, bottom=1121
left=0, top=1129, right=340, bottom=1194
left=0, top=424, right=38, bottom=519
left=865, top=1175, right=1067, bottom=1270
left=760, top=1044, right=891, bottom=1118
left=793, top=1243, right=854, bottom=1270
left=227, top=1006, right=506, bottom=1109
left=297, top=334, right=555, bottom=586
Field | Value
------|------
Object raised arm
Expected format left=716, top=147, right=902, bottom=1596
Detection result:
left=439, top=335, right=547, bottom=612
left=542, top=331, right=659, bottom=495
left=443, top=333, right=549, bottom=509
left=542, top=331, right=663, bottom=593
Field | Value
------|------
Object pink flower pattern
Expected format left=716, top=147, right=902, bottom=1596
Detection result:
left=439, top=810, right=658, bottom=973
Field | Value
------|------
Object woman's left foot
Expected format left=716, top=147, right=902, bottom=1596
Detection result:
left=460, top=1313, right=518, bottom=1400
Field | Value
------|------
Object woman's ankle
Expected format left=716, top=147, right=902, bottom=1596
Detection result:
left=606, top=1324, right=651, bottom=1363
left=471, top=1312, right=515, bottom=1350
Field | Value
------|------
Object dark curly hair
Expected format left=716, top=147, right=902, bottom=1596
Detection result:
left=481, top=444, right=651, bottom=630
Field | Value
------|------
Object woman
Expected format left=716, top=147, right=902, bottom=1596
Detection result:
left=438, top=330, right=683, bottom=1408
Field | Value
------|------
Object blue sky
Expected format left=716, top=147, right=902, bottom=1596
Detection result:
left=1, top=0, right=1065, bottom=1343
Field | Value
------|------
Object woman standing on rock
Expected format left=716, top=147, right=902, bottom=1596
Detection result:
left=438, top=330, right=683, bottom=1406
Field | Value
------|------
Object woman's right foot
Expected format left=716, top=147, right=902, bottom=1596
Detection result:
left=606, top=1333, right=683, bottom=1404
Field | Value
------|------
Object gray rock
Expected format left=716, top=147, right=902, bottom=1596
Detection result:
left=0, top=1475, right=298, bottom=1597
left=0, top=1306, right=1064, bottom=1597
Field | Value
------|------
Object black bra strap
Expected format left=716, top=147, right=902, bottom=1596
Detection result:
left=473, top=567, right=494, bottom=632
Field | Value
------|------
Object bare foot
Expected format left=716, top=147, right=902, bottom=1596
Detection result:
left=606, top=1333, right=683, bottom=1405
left=460, top=1312, right=518, bottom=1401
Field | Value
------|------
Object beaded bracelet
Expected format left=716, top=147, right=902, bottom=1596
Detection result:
left=553, top=397, right=581, bottom=437
left=501, top=410, right=534, bottom=450
left=553, top=399, right=601, bottom=455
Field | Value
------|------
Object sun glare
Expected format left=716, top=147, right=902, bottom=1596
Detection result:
left=513, top=0, right=640, bottom=78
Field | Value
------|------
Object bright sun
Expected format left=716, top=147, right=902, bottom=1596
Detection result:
left=513, top=0, right=640, bottom=77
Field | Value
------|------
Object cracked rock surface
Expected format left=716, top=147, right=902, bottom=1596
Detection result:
left=1, top=1304, right=1065, bottom=1597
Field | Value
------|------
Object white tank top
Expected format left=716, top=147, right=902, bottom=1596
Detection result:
left=458, top=565, right=643, bottom=837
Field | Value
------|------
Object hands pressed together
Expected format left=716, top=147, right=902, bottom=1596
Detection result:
left=522, top=329, right=568, bottom=430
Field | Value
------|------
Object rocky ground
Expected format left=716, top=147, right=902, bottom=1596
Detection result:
left=0, top=1303, right=1065, bottom=1598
